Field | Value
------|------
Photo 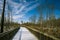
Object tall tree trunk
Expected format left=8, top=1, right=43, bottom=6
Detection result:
left=0, top=0, right=6, bottom=33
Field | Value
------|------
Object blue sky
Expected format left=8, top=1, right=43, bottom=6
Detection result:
left=0, top=0, right=60, bottom=23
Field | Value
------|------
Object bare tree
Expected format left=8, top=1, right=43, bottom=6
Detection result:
left=48, top=3, right=56, bottom=27
left=29, top=14, right=36, bottom=24
left=37, top=4, right=44, bottom=27
left=0, top=0, right=6, bottom=33
left=45, top=0, right=50, bottom=27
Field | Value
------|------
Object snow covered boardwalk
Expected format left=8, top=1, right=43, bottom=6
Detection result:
left=12, top=27, right=38, bottom=40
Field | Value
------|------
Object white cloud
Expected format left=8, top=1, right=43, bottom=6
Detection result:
left=12, top=1, right=39, bottom=22
left=8, top=0, right=21, bottom=7
left=7, top=0, right=39, bottom=15
left=24, top=3, right=39, bottom=13
left=15, top=5, right=25, bottom=14
left=15, top=1, right=38, bottom=14
left=0, top=0, right=39, bottom=23
left=13, top=14, right=25, bottom=19
left=19, top=3, right=39, bottom=14
left=12, top=3, right=39, bottom=22
left=8, top=0, right=23, bottom=14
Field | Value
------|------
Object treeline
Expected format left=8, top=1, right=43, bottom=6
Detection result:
left=22, top=18, right=60, bottom=27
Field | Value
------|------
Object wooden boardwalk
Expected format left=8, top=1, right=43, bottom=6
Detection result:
left=12, top=27, right=38, bottom=40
